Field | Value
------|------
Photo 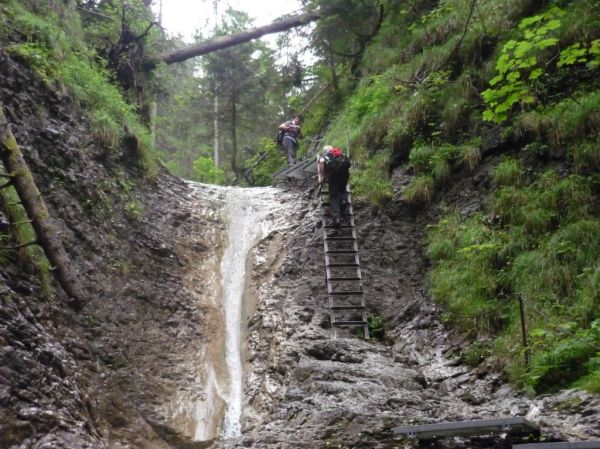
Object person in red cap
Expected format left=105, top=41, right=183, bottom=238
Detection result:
left=317, top=145, right=351, bottom=228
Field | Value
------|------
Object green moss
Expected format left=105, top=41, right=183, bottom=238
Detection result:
left=0, top=185, right=52, bottom=293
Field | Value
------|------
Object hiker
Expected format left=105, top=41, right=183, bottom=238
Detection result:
left=317, top=146, right=351, bottom=228
left=278, top=114, right=302, bottom=166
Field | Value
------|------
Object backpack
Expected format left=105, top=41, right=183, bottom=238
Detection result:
left=324, top=152, right=351, bottom=175
left=276, top=129, right=285, bottom=146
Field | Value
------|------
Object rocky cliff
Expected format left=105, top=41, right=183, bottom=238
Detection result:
left=1, top=51, right=599, bottom=449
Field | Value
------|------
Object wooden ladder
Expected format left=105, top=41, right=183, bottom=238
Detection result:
left=321, top=186, right=369, bottom=339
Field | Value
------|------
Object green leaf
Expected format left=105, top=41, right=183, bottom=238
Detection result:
left=518, top=56, right=537, bottom=69
left=545, top=19, right=561, bottom=30
left=497, top=54, right=511, bottom=73
left=495, top=102, right=511, bottom=114
left=481, top=89, right=495, bottom=102
left=489, top=74, right=504, bottom=86
left=505, top=92, right=521, bottom=106
left=522, top=94, right=535, bottom=104
left=529, top=68, right=543, bottom=80
left=538, top=37, right=558, bottom=49
left=519, top=15, right=543, bottom=29
left=507, top=71, right=521, bottom=82
left=515, top=41, right=533, bottom=58
left=482, top=109, right=495, bottom=122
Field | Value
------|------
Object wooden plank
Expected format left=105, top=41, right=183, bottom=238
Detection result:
left=393, top=417, right=540, bottom=439
left=514, top=442, right=600, bottom=449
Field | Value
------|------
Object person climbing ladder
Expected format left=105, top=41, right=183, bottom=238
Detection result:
left=317, top=145, right=351, bottom=228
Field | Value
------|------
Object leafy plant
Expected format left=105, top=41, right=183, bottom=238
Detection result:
left=558, top=39, right=600, bottom=69
left=193, top=156, right=226, bottom=185
left=368, top=316, right=385, bottom=341
left=482, top=7, right=565, bottom=123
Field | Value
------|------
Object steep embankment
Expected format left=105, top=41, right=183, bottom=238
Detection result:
left=0, top=51, right=232, bottom=448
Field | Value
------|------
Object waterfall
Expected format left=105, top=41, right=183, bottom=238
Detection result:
left=194, top=364, right=220, bottom=441
left=218, top=186, right=284, bottom=438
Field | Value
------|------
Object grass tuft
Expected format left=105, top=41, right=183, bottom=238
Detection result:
left=403, top=175, right=435, bottom=204
left=492, top=157, right=523, bottom=187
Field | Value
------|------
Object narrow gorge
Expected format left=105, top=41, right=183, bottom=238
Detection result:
left=2, top=1, right=600, bottom=448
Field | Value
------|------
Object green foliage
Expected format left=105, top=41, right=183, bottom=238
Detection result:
left=4, top=0, right=157, bottom=175
left=515, top=90, right=600, bottom=159
left=124, top=200, right=145, bottom=220
left=367, top=316, right=385, bottom=341
left=524, top=320, right=600, bottom=393
left=0, top=185, right=52, bottom=292
left=408, top=143, right=435, bottom=174
left=352, top=150, right=392, bottom=206
left=427, top=213, right=506, bottom=335
left=574, top=360, right=600, bottom=393
left=193, top=157, right=226, bottom=185
left=245, top=138, right=287, bottom=187
left=492, top=157, right=522, bottom=187
left=348, top=75, right=391, bottom=125
left=428, top=169, right=600, bottom=393
left=558, top=39, right=600, bottom=69
left=482, top=7, right=565, bottom=123
left=458, top=142, right=481, bottom=171
left=403, top=175, right=435, bottom=205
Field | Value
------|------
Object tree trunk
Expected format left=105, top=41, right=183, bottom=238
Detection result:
left=213, top=81, right=220, bottom=167
left=148, top=100, right=157, bottom=147
left=0, top=106, right=84, bottom=308
left=146, top=10, right=321, bottom=68
left=230, top=88, right=238, bottom=176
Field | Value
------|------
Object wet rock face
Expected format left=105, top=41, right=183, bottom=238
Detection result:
left=0, top=52, right=228, bottom=448
left=220, top=180, right=600, bottom=449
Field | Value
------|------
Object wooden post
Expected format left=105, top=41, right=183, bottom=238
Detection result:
left=0, top=105, right=84, bottom=308
left=518, top=295, right=530, bottom=367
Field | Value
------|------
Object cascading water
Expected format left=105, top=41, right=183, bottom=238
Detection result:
left=218, top=186, right=287, bottom=438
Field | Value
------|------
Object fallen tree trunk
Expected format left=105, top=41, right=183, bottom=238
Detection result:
left=146, top=10, right=321, bottom=68
left=0, top=105, right=84, bottom=308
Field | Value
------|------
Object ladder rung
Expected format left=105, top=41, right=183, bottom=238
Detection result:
left=331, top=320, right=367, bottom=326
left=326, top=250, right=358, bottom=254
left=330, top=305, right=365, bottom=310
left=326, top=263, right=359, bottom=267
left=327, top=277, right=361, bottom=281
left=320, top=189, right=351, bottom=195
left=329, top=291, right=363, bottom=296
left=324, top=237, right=355, bottom=241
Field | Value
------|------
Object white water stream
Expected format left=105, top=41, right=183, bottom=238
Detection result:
left=217, top=186, right=287, bottom=438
